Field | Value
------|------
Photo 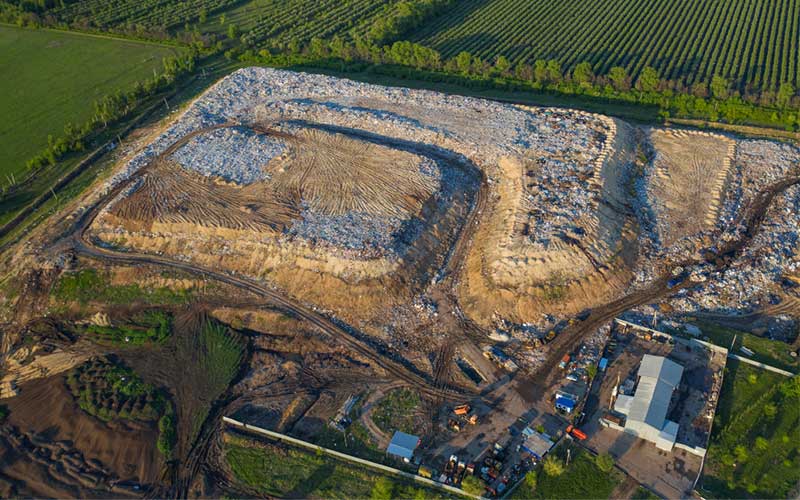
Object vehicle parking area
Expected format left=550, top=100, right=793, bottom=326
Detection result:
left=579, top=320, right=727, bottom=499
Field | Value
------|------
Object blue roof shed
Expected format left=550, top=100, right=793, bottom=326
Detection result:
left=387, top=431, right=420, bottom=461
left=555, top=395, right=576, bottom=413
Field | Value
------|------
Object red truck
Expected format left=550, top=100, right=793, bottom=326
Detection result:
left=566, top=424, right=587, bottom=440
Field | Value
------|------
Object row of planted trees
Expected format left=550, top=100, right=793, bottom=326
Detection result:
left=233, top=35, right=800, bottom=130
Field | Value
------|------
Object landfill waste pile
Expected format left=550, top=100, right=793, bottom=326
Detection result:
left=84, top=67, right=800, bottom=333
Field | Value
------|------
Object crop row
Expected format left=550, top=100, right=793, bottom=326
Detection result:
left=411, top=0, right=800, bottom=91
left=238, top=0, right=391, bottom=47
left=51, top=0, right=240, bottom=31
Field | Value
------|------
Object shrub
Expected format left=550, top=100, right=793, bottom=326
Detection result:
left=543, top=456, right=565, bottom=476
left=595, top=453, right=615, bottom=473
left=461, top=475, right=484, bottom=496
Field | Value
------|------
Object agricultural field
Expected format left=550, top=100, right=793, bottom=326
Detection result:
left=205, top=0, right=393, bottom=47
left=38, top=0, right=394, bottom=49
left=0, top=25, right=181, bottom=182
left=700, top=360, right=800, bottom=498
left=411, top=0, right=800, bottom=91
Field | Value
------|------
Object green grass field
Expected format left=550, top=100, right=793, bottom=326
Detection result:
left=690, top=320, right=798, bottom=373
left=223, top=434, right=450, bottom=499
left=511, top=443, right=624, bottom=499
left=701, top=360, right=800, bottom=498
left=0, top=25, right=180, bottom=181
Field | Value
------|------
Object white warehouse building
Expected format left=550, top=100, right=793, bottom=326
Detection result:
left=614, top=354, right=683, bottom=451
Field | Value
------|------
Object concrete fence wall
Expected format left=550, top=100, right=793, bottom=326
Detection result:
left=729, top=354, right=795, bottom=377
left=613, top=319, right=796, bottom=377
left=221, top=416, right=478, bottom=499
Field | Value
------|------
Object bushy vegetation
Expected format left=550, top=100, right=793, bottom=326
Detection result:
left=237, top=37, right=800, bottom=131
left=512, top=444, right=623, bottom=499
left=186, top=318, right=246, bottom=440
left=224, top=435, right=447, bottom=499
left=372, top=387, right=420, bottom=434
left=66, top=356, right=176, bottom=457
left=53, top=268, right=193, bottom=306
left=199, top=320, right=245, bottom=394
left=701, top=361, right=800, bottom=498
left=79, top=310, right=172, bottom=346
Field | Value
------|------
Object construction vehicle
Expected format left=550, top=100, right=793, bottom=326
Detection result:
left=418, top=465, right=433, bottom=479
left=448, top=418, right=461, bottom=432
left=468, top=413, right=479, bottom=425
left=546, top=330, right=556, bottom=342
left=566, top=424, right=587, bottom=440
left=454, top=404, right=471, bottom=416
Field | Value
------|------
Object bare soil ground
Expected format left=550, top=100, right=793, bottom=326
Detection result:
left=645, top=129, right=734, bottom=247
left=1, top=375, right=162, bottom=494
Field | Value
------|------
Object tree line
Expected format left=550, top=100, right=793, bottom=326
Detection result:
left=231, top=36, right=799, bottom=131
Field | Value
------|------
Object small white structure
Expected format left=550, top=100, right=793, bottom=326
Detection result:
left=614, top=355, right=683, bottom=451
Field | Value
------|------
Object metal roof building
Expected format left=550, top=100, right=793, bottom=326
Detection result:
left=614, top=355, right=683, bottom=451
left=386, top=431, right=420, bottom=462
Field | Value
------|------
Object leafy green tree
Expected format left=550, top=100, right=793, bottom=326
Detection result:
left=763, top=403, right=777, bottom=418
left=227, top=23, right=239, bottom=40
left=455, top=51, right=473, bottom=75
left=515, top=62, right=534, bottom=81
left=734, top=444, right=748, bottom=463
left=198, top=8, right=207, bottom=24
left=572, top=62, right=594, bottom=86
left=370, top=477, right=394, bottom=500
left=587, top=364, right=598, bottom=380
left=780, top=376, right=800, bottom=398
left=494, top=55, right=511, bottom=76
left=691, top=81, right=709, bottom=98
left=219, top=13, right=225, bottom=25
left=524, top=470, right=537, bottom=490
left=777, top=82, right=796, bottom=108
left=546, top=59, right=562, bottom=83
left=608, top=66, right=629, bottom=91
left=534, top=59, right=548, bottom=83
left=543, top=456, right=565, bottom=476
left=636, top=66, right=660, bottom=92
left=461, top=475, right=484, bottom=496
left=711, top=75, right=730, bottom=99
left=755, top=437, right=768, bottom=451
left=595, top=453, right=615, bottom=472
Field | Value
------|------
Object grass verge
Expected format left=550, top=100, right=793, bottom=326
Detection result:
left=223, top=433, right=451, bottom=499
left=700, top=359, right=800, bottom=498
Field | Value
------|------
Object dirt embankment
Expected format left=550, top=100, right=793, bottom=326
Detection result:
left=460, top=118, right=640, bottom=326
